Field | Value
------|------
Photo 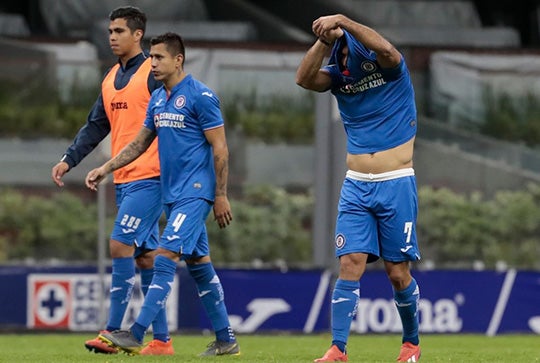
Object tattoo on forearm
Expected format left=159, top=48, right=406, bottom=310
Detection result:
left=214, top=154, right=229, bottom=197
left=107, top=134, right=152, bottom=173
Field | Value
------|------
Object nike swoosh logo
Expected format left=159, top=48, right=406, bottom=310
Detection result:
left=331, top=297, right=350, bottom=304
left=122, top=228, right=135, bottom=233
left=400, top=245, right=413, bottom=253
left=166, top=235, right=180, bottom=241
left=202, top=91, right=213, bottom=97
left=198, top=290, right=211, bottom=298
left=149, top=284, right=164, bottom=290
left=110, top=287, right=122, bottom=293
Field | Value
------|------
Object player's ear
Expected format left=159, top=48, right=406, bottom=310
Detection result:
left=134, top=29, right=143, bottom=41
left=176, top=53, right=184, bottom=67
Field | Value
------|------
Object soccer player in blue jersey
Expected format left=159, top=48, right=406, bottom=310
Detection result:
left=51, top=6, right=171, bottom=355
left=296, top=14, right=421, bottom=362
left=84, top=32, right=239, bottom=357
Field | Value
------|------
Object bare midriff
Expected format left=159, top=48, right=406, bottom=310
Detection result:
left=346, top=137, right=415, bottom=174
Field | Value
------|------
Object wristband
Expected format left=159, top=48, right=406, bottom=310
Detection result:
left=318, top=38, right=331, bottom=46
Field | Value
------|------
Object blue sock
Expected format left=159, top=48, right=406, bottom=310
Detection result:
left=331, top=279, right=360, bottom=353
left=131, top=255, right=176, bottom=343
left=106, top=257, right=135, bottom=332
left=140, top=268, right=169, bottom=343
left=188, top=263, right=235, bottom=342
left=394, top=278, right=420, bottom=345
left=140, top=267, right=152, bottom=296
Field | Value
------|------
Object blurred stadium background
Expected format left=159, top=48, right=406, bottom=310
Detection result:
left=1, top=0, right=540, bottom=339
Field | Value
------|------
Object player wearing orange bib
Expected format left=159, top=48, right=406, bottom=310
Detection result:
left=51, top=6, right=171, bottom=356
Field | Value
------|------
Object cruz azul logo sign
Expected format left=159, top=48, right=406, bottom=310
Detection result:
left=29, top=279, right=71, bottom=328
left=27, top=274, right=178, bottom=331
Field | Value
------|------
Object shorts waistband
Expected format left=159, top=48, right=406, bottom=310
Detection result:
left=346, top=168, right=415, bottom=182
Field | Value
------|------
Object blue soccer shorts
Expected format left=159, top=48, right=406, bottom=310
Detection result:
left=110, top=178, right=162, bottom=257
left=334, top=168, right=421, bottom=263
left=160, top=198, right=212, bottom=259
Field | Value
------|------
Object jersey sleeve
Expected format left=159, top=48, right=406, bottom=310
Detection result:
left=380, top=56, right=407, bottom=82
left=195, top=88, right=224, bottom=130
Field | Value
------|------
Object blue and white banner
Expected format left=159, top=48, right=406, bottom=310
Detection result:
left=0, top=266, right=538, bottom=334
left=181, top=268, right=540, bottom=335
left=26, top=273, right=178, bottom=331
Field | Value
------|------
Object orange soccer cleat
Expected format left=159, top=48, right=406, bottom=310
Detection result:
left=397, top=342, right=421, bottom=362
left=314, top=345, right=348, bottom=362
left=140, top=339, right=175, bottom=355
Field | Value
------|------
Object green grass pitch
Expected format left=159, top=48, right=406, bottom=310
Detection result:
left=0, top=333, right=538, bottom=362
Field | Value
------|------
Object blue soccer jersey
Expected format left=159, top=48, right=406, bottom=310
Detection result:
left=144, top=74, right=224, bottom=204
left=323, top=30, right=417, bottom=154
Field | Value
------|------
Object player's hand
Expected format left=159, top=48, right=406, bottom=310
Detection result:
left=85, top=167, right=107, bottom=191
left=213, top=195, right=233, bottom=229
left=51, top=161, right=69, bottom=187
left=312, top=15, right=345, bottom=38
left=323, top=27, right=344, bottom=43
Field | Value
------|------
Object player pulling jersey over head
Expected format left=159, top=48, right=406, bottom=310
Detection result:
left=296, top=14, right=422, bottom=363
left=323, top=29, right=417, bottom=154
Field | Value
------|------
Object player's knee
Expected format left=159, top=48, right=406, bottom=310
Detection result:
left=109, top=239, right=134, bottom=258
left=386, top=265, right=412, bottom=290
left=338, top=253, right=366, bottom=280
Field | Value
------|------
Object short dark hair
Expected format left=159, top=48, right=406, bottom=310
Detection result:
left=150, top=32, right=186, bottom=63
left=109, top=6, right=147, bottom=34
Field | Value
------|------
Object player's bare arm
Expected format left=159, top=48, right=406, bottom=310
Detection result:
left=205, top=126, right=232, bottom=229
left=296, top=46, right=332, bottom=92
left=105, top=127, right=155, bottom=173
left=86, top=127, right=156, bottom=190
left=296, top=22, right=343, bottom=92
